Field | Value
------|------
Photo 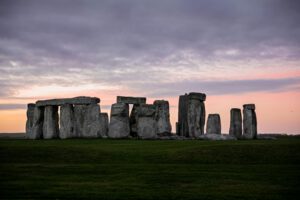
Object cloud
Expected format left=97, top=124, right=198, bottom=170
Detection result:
left=136, top=77, right=300, bottom=97
left=0, top=104, right=26, bottom=110
left=0, top=0, right=300, bottom=99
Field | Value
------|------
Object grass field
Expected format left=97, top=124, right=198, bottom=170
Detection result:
left=0, top=138, right=299, bottom=200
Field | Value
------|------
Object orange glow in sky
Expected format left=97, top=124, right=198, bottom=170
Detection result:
left=0, top=90, right=299, bottom=134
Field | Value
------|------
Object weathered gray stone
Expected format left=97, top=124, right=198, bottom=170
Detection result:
left=229, top=108, right=242, bottom=139
left=108, top=103, right=130, bottom=138
left=137, top=118, right=156, bottom=139
left=177, top=94, right=189, bottom=136
left=177, top=93, right=206, bottom=137
left=30, top=106, right=44, bottom=139
left=138, top=104, right=156, bottom=117
left=243, top=104, right=257, bottom=139
left=111, top=103, right=129, bottom=116
left=198, top=134, right=237, bottom=141
left=73, top=104, right=102, bottom=138
left=74, top=105, right=88, bottom=137
left=36, top=96, right=100, bottom=107
left=206, top=114, right=221, bottom=135
left=154, top=100, right=172, bottom=135
left=82, top=104, right=101, bottom=138
left=43, top=106, right=59, bottom=139
left=59, top=104, right=75, bottom=139
left=117, top=96, right=146, bottom=104
left=187, top=99, right=206, bottom=137
left=137, top=104, right=157, bottom=139
left=26, top=103, right=35, bottom=139
left=99, top=113, right=109, bottom=137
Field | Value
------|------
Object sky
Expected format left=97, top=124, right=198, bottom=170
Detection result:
left=0, top=0, right=300, bottom=134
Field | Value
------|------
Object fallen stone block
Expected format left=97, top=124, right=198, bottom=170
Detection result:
left=198, top=134, right=237, bottom=141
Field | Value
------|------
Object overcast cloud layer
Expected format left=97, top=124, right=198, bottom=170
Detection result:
left=0, top=0, right=300, bottom=100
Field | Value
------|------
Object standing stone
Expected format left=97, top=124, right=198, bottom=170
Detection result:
left=83, top=104, right=101, bottom=138
left=154, top=100, right=172, bottom=135
left=206, top=114, right=221, bottom=135
left=31, top=106, right=44, bottom=139
left=108, top=103, right=130, bottom=138
left=177, top=93, right=206, bottom=137
left=243, top=104, right=257, bottom=139
left=26, top=103, right=35, bottom=139
left=74, top=105, right=88, bottom=137
left=59, top=104, right=75, bottom=139
left=99, top=113, right=109, bottom=137
left=177, top=94, right=189, bottom=137
left=137, top=104, right=157, bottom=139
left=129, top=104, right=139, bottom=137
left=188, top=99, right=206, bottom=137
left=229, top=108, right=242, bottom=138
left=43, top=106, right=59, bottom=139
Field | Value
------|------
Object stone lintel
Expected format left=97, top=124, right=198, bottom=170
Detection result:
left=117, top=96, right=146, bottom=104
left=36, top=96, right=100, bottom=107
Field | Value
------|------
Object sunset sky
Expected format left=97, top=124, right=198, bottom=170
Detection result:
left=0, top=0, right=299, bottom=134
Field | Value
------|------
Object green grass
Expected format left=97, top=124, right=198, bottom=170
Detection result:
left=0, top=138, right=299, bottom=200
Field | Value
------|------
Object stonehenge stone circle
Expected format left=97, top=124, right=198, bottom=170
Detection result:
left=43, top=105, right=59, bottom=139
left=177, top=93, right=206, bottom=137
left=206, top=114, right=221, bottom=135
left=137, top=104, right=157, bottom=139
left=229, top=108, right=242, bottom=138
left=59, top=104, right=75, bottom=139
left=25, top=94, right=259, bottom=140
left=154, top=100, right=172, bottom=135
left=25, top=103, right=35, bottom=139
left=108, top=103, right=130, bottom=138
left=243, top=104, right=257, bottom=139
